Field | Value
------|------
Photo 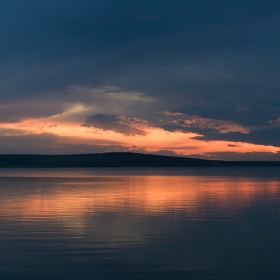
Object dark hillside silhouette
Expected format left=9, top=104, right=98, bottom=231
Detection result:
left=0, top=152, right=279, bottom=168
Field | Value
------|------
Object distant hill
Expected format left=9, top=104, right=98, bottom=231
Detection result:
left=0, top=152, right=279, bottom=168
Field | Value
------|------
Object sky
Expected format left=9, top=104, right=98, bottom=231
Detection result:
left=1, top=0, right=280, bottom=160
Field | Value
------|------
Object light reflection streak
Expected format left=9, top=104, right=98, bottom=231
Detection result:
left=0, top=176, right=279, bottom=222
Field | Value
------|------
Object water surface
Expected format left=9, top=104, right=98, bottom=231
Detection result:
left=0, top=168, right=280, bottom=279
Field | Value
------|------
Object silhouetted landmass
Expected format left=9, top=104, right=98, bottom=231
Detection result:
left=0, top=152, right=279, bottom=168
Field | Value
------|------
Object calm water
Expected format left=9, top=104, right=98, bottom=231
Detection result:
left=0, top=167, right=280, bottom=280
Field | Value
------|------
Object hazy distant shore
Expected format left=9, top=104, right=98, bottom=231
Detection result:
left=0, top=152, right=279, bottom=168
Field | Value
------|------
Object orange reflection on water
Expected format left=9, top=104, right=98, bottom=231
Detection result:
left=0, top=176, right=280, bottom=222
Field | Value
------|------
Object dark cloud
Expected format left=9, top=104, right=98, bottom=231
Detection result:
left=2, top=1, right=280, bottom=99
left=160, top=121, right=280, bottom=147
left=1, top=0, right=280, bottom=154
left=81, top=114, right=148, bottom=136
left=193, top=126, right=280, bottom=147
left=173, top=96, right=280, bottom=126
left=158, top=111, right=280, bottom=147
left=159, top=123, right=218, bottom=136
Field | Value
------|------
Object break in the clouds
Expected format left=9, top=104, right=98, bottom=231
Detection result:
left=1, top=0, right=280, bottom=159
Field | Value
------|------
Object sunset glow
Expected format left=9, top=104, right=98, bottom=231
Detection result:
left=1, top=113, right=279, bottom=158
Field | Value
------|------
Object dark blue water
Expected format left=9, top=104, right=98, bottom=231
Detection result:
left=0, top=168, right=280, bottom=280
